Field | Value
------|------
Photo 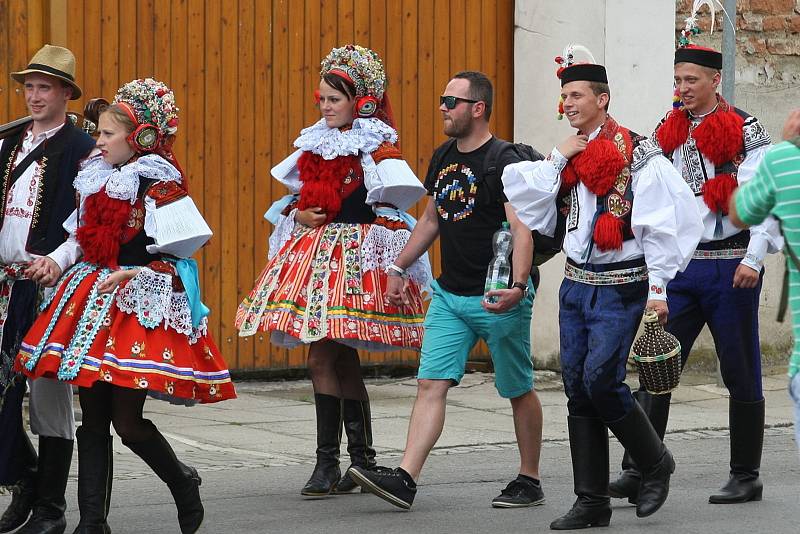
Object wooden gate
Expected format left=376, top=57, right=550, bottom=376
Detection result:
left=0, top=0, right=514, bottom=372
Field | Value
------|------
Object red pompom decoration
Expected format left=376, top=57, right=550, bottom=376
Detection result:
left=313, top=89, right=320, bottom=105
left=692, top=109, right=744, bottom=166
left=593, top=211, right=625, bottom=251
left=656, top=109, right=691, bottom=155
left=569, top=138, right=626, bottom=196
left=76, top=191, right=135, bottom=269
left=560, top=161, right=579, bottom=193
left=701, top=173, right=738, bottom=214
left=297, top=152, right=361, bottom=223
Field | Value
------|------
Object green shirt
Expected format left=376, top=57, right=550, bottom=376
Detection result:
left=735, top=140, right=800, bottom=378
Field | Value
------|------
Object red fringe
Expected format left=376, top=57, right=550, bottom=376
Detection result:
left=701, top=173, right=738, bottom=214
left=297, top=152, right=359, bottom=223
left=655, top=109, right=691, bottom=155
left=569, top=139, right=626, bottom=196
left=560, top=162, right=579, bottom=193
left=593, top=211, right=625, bottom=251
left=76, top=192, right=134, bottom=269
left=693, top=110, right=744, bottom=166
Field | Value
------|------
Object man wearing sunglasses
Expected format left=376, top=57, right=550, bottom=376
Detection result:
left=349, top=71, right=545, bottom=512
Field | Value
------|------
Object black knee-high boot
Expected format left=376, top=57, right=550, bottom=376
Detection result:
left=334, top=399, right=377, bottom=494
left=122, top=422, right=202, bottom=534
left=606, top=402, right=675, bottom=518
left=550, top=416, right=612, bottom=530
left=709, top=398, right=764, bottom=504
left=301, top=394, right=342, bottom=496
left=16, top=436, right=74, bottom=534
left=71, top=427, right=113, bottom=534
left=608, top=391, right=671, bottom=503
left=0, top=428, right=38, bottom=533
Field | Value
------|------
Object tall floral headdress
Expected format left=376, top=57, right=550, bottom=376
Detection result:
left=113, top=78, right=180, bottom=149
left=112, top=78, right=185, bottom=183
left=319, top=44, right=390, bottom=121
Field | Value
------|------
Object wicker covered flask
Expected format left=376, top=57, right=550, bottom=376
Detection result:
left=631, top=309, right=682, bottom=395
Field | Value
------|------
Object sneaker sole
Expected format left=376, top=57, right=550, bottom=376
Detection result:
left=492, top=497, right=546, bottom=508
left=347, top=468, right=412, bottom=510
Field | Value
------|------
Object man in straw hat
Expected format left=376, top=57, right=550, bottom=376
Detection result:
left=501, top=45, right=703, bottom=529
left=608, top=4, right=778, bottom=507
left=0, top=44, right=94, bottom=534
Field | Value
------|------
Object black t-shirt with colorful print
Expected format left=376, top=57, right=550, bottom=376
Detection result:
left=424, top=137, right=520, bottom=296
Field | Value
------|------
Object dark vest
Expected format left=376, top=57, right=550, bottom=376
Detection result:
left=117, top=178, right=160, bottom=267
left=0, top=121, right=95, bottom=255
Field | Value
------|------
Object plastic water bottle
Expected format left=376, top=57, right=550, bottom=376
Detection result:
left=484, top=222, right=513, bottom=303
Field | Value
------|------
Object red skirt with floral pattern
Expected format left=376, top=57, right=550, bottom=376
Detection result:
left=15, top=263, right=235, bottom=404
left=236, top=222, right=425, bottom=351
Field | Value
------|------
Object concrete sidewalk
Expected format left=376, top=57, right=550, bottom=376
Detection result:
left=85, top=368, right=795, bottom=482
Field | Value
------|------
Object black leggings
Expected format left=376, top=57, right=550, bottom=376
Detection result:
left=78, top=382, right=153, bottom=443
left=307, top=340, right=368, bottom=400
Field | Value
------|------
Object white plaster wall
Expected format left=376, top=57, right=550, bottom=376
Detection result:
left=514, top=0, right=692, bottom=367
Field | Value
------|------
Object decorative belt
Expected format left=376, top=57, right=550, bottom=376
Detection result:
left=564, top=262, right=648, bottom=286
left=0, top=262, right=31, bottom=390
left=692, top=248, right=747, bottom=260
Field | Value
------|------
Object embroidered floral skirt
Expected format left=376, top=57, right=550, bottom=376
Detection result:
left=236, top=222, right=425, bottom=351
left=15, top=262, right=236, bottom=404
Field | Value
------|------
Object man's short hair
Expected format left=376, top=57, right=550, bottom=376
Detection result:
left=588, top=81, right=611, bottom=112
left=453, top=71, right=493, bottom=121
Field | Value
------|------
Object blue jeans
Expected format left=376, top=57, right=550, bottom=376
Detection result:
left=790, top=373, right=800, bottom=458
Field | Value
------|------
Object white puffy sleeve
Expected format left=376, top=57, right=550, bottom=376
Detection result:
left=631, top=153, right=703, bottom=301
left=143, top=184, right=212, bottom=258
left=736, top=144, right=783, bottom=271
left=501, top=148, right=567, bottom=235
left=361, top=153, right=426, bottom=211
left=271, top=149, right=303, bottom=193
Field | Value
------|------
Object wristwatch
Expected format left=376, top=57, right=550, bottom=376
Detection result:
left=510, top=282, right=529, bottom=298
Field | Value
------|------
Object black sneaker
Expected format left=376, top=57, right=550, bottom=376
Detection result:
left=491, top=476, right=546, bottom=508
left=347, top=465, right=417, bottom=510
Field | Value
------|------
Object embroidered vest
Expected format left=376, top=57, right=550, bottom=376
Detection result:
left=0, top=121, right=95, bottom=255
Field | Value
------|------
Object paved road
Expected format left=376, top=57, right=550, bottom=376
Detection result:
left=4, top=426, right=791, bottom=534
left=2, top=371, right=797, bottom=533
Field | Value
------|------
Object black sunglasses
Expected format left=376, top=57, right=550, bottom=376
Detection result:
left=439, top=95, right=479, bottom=109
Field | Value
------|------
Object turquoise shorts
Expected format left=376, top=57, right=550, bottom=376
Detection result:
left=417, top=279, right=534, bottom=399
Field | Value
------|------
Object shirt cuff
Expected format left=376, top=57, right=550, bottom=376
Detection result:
left=740, top=253, right=762, bottom=272
left=547, top=148, right=568, bottom=173
left=648, top=276, right=668, bottom=302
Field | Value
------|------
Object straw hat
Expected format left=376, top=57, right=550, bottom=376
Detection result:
left=11, top=44, right=82, bottom=99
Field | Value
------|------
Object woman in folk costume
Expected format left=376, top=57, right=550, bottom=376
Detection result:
left=15, top=78, right=235, bottom=534
left=236, top=45, right=429, bottom=496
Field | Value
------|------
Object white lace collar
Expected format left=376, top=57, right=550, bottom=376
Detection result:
left=293, top=117, right=398, bottom=160
left=74, top=154, right=182, bottom=204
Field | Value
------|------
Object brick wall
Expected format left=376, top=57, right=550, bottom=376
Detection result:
left=675, top=0, right=800, bottom=84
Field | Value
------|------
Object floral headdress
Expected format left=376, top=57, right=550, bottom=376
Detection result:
left=112, top=78, right=185, bottom=184
left=113, top=78, right=180, bottom=144
left=320, top=45, right=389, bottom=120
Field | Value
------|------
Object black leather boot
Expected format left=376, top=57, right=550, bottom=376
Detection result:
left=0, top=429, right=38, bottom=533
left=334, top=399, right=377, bottom=494
left=301, top=394, right=342, bottom=496
left=609, top=391, right=671, bottom=504
left=71, top=427, right=113, bottom=534
left=123, top=422, right=202, bottom=534
left=16, top=436, right=74, bottom=534
left=709, top=398, right=764, bottom=504
left=550, top=416, right=612, bottom=530
left=607, top=402, right=675, bottom=518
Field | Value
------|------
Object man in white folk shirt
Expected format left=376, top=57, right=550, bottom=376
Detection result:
left=0, top=45, right=95, bottom=534
left=501, top=47, right=703, bottom=530
left=608, top=40, right=780, bottom=507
